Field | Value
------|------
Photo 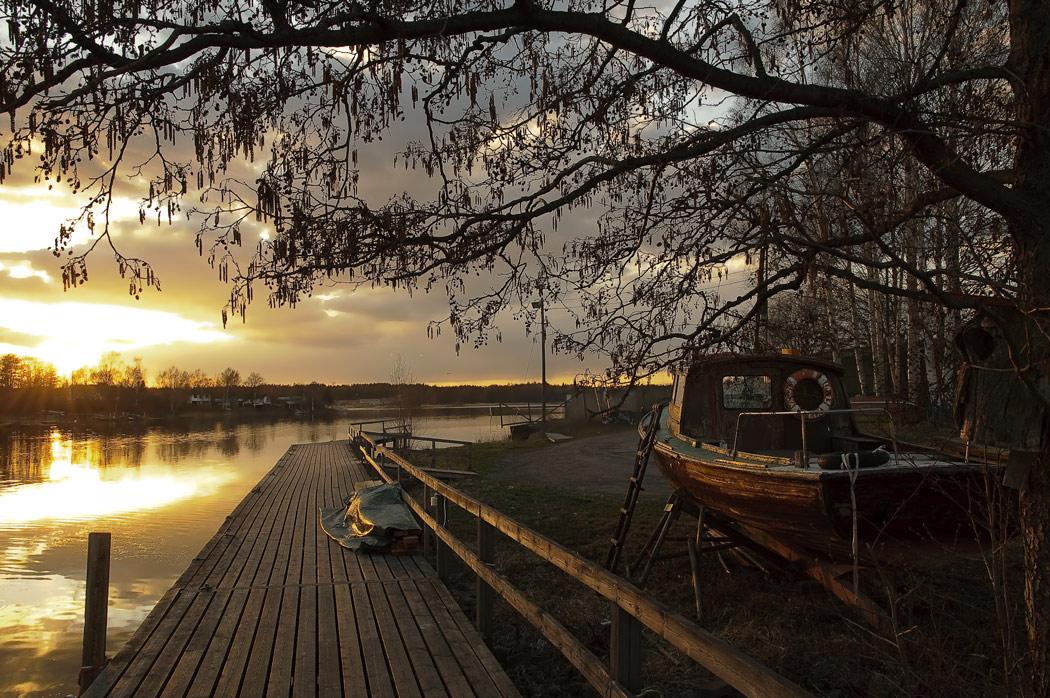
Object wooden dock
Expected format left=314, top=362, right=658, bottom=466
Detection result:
left=83, top=441, right=519, bottom=698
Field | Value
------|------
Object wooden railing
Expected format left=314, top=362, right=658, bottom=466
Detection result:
left=350, top=419, right=474, bottom=468
left=348, top=426, right=814, bottom=698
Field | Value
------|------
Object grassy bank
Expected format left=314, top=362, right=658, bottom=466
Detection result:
left=396, top=423, right=1027, bottom=698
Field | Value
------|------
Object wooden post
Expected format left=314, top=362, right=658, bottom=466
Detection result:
left=476, top=519, right=494, bottom=643
left=609, top=603, right=642, bottom=694
left=422, top=485, right=433, bottom=559
left=435, top=494, right=452, bottom=582
left=80, top=532, right=111, bottom=695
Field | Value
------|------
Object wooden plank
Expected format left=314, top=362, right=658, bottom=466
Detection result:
left=166, top=448, right=301, bottom=698
left=116, top=590, right=216, bottom=698
left=265, top=446, right=314, bottom=697
left=242, top=447, right=313, bottom=697
left=351, top=581, right=397, bottom=698
left=331, top=582, right=371, bottom=697
left=366, top=577, right=423, bottom=698
left=381, top=580, right=448, bottom=697
left=294, top=449, right=321, bottom=698
left=92, top=441, right=519, bottom=698
left=314, top=446, right=342, bottom=698
left=184, top=454, right=302, bottom=697
left=413, top=577, right=521, bottom=698
left=400, top=579, right=499, bottom=698
left=210, top=447, right=313, bottom=697
left=323, top=449, right=373, bottom=697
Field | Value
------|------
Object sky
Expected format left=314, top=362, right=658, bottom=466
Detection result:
left=0, top=139, right=603, bottom=386
left=0, top=36, right=745, bottom=388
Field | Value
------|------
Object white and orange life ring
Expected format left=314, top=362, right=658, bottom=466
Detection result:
left=783, top=368, right=835, bottom=419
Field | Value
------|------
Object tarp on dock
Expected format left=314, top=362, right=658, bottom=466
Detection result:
left=319, top=482, right=422, bottom=552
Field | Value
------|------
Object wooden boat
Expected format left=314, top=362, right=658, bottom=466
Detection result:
left=649, top=353, right=1011, bottom=565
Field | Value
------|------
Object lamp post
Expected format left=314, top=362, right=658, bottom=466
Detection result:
left=532, top=298, right=546, bottom=435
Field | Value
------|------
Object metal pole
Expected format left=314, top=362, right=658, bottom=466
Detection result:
left=80, top=532, right=111, bottom=695
left=540, top=297, right=547, bottom=436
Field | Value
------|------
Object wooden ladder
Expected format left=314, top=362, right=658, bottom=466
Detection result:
left=604, top=403, right=662, bottom=572
left=626, top=491, right=685, bottom=585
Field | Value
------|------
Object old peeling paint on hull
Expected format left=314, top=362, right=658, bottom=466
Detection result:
left=652, top=442, right=1006, bottom=564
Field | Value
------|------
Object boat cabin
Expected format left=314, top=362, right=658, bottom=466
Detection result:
left=668, top=354, right=883, bottom=457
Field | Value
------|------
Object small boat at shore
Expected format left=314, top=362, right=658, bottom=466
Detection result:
left=648, top=353, right=1011, bottom=565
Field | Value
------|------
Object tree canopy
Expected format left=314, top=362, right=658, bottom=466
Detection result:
left=2, top=0, right=1038, bottom=379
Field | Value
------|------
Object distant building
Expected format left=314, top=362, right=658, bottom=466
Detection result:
left=564, top=384, right=671, bottom=423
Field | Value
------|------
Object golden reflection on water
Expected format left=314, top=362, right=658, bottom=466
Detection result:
left=0, top=432, right=236, bottom=525
left=0, top=427, right=252, bottom=697
left=0, top=417, right=441, bottom=696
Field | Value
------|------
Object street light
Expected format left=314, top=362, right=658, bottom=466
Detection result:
left=531, top=298, right=546, bottom=436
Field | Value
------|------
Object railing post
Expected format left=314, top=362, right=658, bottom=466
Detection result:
left=435, top=493, right=452, bottom=582
left=431, top=439, right=436, bottom=468
left=80, top=531, right=111, bottom=695
left=422, top=484, right=433, bottom=559
left=476, top=518, right=494, bottom=643
left=610, top=603, right=642, bottom=694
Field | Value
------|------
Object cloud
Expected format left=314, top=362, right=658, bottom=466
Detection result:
left=0, top=96, right=615, bottom=386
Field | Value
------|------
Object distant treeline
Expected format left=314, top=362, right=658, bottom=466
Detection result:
left=0, top=381, right=572, bottom=419
left=330, top=382, right=571, bottom=405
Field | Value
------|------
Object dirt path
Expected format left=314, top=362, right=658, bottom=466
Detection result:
left=489, top=428, right=673, bottom=498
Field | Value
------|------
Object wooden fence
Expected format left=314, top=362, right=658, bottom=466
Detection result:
left=348, top=426, right=814, bottom=698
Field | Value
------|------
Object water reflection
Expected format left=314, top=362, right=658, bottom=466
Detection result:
left=0, top=410, right=505, bottom=697
left=0, top=434, right=236, bottom=527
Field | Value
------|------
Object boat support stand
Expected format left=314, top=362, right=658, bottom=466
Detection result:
left=623, top=492, right=896, bottom=634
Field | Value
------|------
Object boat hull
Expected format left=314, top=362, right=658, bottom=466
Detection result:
left=652, top=442, right=1009, bottom=564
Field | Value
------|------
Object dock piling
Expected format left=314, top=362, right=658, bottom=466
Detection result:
left=79, top=531, right=111, bottom=695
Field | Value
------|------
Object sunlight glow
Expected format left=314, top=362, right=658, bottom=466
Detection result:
left=0, top=185, right=141, bottom=253
left=0, top=298, right=229, bottom=375
left=0, top=435, right=236, bottom=525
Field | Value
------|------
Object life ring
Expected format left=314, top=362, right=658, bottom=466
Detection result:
left=783, top=368, right=835, bottom=419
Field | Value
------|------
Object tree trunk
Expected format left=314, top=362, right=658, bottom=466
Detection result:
left=1021, top=455, right=1050, bottom=696
left=823, top=276, right=841, bottom=364
left=867, top=253, right=891, bottom=395
left=849, top=281, right=870, bottom=395
left=1009, top=1, right=1050, bottom=692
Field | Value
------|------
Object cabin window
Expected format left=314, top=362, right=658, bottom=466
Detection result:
left=672, top=374, right=687, bottom=407
left=721, top=375, right=773, bottom=409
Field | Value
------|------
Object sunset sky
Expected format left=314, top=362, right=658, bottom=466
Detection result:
left=0, top=145, right=612, bottom=386
left=0, top=81, right=748, bottom=388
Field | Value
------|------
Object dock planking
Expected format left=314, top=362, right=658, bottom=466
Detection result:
left=83, top=441, right=519, bottom=698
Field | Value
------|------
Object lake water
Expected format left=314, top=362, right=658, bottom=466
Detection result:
left=0, top=408, right=509, bottom=698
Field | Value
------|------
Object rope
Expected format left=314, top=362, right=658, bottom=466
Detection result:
left=77, top=656, right=111, bottom=686
left=841, top=452, right=861, bottom=593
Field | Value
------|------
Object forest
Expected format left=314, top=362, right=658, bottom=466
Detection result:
left=0, top=350, right=566, bottom=417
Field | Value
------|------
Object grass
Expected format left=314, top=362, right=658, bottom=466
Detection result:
left=394, top=421, right=1028, bottom=698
